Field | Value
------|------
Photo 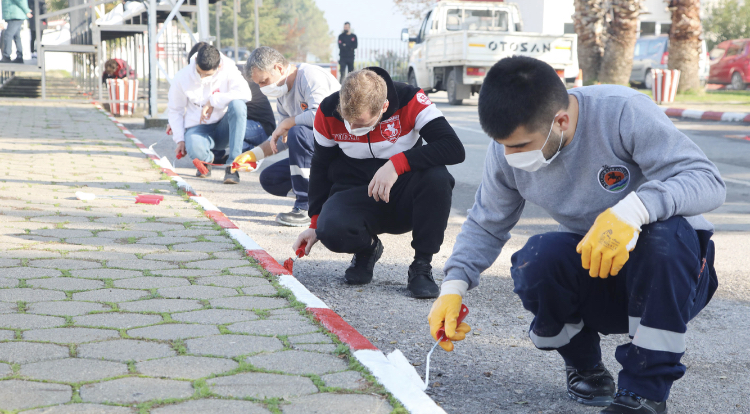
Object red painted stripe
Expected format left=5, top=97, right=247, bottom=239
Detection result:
left=701, top=111, right=724, bottom=121
left=744, top=114, right=750, bottom=123
left=246, top=249, right=291, bottom=275
left=161, top=168, right=177, bottom=176
left=308, top=308, right=378, bottom=351
left=124, top=134, right=136, bottom=139
left=148, top=155, right=160, bottom=161
left=664, top=108, right=685, bottom=117
left=135, top=143, right=146, bottom=148
left=205, top=210, right=239, bottom=229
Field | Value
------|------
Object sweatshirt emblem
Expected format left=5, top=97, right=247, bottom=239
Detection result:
left=380, top=115, right=401, bottom=143
left=598, top=165, right=630, bottom=193
left=300, top=102, right=309, bottom=110
left=416, top=92, right=432, bottom=106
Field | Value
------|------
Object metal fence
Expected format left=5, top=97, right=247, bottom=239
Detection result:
left=349, top=38, right=410, bottom=82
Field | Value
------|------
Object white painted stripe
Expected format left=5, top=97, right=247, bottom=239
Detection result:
left=189, top=196, right=220, bottom=212
left=528, top=321, right=584, bottom=349
left=629, top=316, right=640, bottom=337
left=354, top=349, right=447, bottom=414
left=278, top=275, right=329, bottom=309
left=681, top=109, right=705, bottom=119
left=226, top=228, right=262, bottom=251
left=140, top=147, right=159, bottom=156
left=721, top=112, right=750, bottom=122
left=130, top=138, right=143, bottom=145
left=385, top=349, right=426, bottom=392
left=632, top=325, right=686, bottom=353
left=290, top=165, right=311, bottom=178
left=122, top=129, right=131, bottom=135
left=451, top=124, right=486, bottom=135
left=154, top=156, right=175, bottom=171
left=724, top=177, right=750, bottom=187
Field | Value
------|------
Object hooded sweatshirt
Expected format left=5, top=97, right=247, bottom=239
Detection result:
left=167, top=54, right=251, bottom=143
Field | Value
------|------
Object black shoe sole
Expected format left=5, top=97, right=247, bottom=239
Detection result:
left=344, top=241, right=383, bottom=285
left=568, top=392, right=614, bottom=407
left=409, top=285, right=440, bottom=299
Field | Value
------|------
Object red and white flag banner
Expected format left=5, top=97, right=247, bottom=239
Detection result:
left=651, top=69, right=680, bottom=104
left=106, top=79, right=139, bottom=116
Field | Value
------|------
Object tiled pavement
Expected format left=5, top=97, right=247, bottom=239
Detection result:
left=0, top=102, right=395, bottom=414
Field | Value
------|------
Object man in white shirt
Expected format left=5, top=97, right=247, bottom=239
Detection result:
left=168, top=44, right=251, bottom=184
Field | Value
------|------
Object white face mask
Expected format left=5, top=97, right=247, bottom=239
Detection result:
left=505, top=116, right=564, bottom=172
left=343, top=103, right=387, bottom=137
left=260, top=65, right=291, bottom=98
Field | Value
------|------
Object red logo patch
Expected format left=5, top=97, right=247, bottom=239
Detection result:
left=300, top=102, right=309, bottom=110
left=416, top=92, right=432, bottom=106
left=380, top=117, right=401, bottom=143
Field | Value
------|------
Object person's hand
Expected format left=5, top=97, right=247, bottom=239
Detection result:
left=576, top=192, right=648, bottom=278
left=428, top=294, right=471, bottom=352
left=269, top=129, right=288, bottom=154
left=175, top=142, right=187, bottom=159
left=200, top=102, right=214, bottom=124
left=27, top=12, right=32, bottom=18
left=165, top=124, right=172, bottom=135
left=368, top=161, right=398, bottom=203
left=293, top=228, right=318, bottom=256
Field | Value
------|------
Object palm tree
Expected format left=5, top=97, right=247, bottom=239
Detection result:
left=667, top=0, right=703, bottom=92
left=598, top=0, right=642, bottom=85
left=573, top=0, right=607, bottom=84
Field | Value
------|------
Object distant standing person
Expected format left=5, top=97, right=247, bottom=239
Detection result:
left=27, top=0, right=45, bottom=58
left=1, top=0, right=32, bottom=63
left=338, top=22, right=357, bottom=81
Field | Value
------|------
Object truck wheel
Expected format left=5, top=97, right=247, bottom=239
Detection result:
left=447, top=69, right=463, bottom=105
left=731, top=72, right=746, bottom=90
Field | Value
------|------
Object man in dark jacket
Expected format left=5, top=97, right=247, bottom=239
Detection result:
left=27, top=0, right=45, bottom=58
left=292, top=67, right=465, bottom=298
left=337, top=22, right=357, bottom=81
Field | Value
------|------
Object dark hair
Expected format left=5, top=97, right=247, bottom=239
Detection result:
left=344, top=22, right=350, bottom=25
left=196, top=44, right=221, bottom=71
left=187, top=41, right=209, bottom=62
left=478, top=56, right=569, bottom=140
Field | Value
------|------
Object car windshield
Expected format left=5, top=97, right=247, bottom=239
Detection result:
left=634, top=39, right=647, bottom=57
left=647, top=38, right=667, bottom=55
left=446, top=8, right=508, bottom=31
left=709, top=47, right=726, bottom=60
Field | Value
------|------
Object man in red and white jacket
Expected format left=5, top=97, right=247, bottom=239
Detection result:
left=293, top=67, right=465, bottom=298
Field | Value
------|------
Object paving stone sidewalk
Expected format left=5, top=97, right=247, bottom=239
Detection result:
left=0, top=102, right=395, bottom=414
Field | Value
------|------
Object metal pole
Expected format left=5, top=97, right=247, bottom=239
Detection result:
left=216, top=1, right=222, bottom=47
left=254, top=0, right=260, bottom=49
left=148, top=0, right=158, bottom=117
left=197, top=0, right=210, bottom=41
left=233, top=0, right=238, bottom=62
left=33, top=0, right=40, bottom=62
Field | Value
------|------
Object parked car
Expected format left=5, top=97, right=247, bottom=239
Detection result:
left=630, top=35, right=709, bottom=89
left=708, top=39, right=749, bottom=90
left=220, top=47, right=250, bottom=63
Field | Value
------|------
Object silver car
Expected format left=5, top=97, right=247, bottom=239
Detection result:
left=630, top=35, right=709, bottom=89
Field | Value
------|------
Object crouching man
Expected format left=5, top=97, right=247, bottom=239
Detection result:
left=428, top=56, right=725, bottom=413
left=168, top=44, right=250, bottom=183
left=292, top=68, right=465, bottom=298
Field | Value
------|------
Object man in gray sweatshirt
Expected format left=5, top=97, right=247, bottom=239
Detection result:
left=427, top=56, right=725, bottom=414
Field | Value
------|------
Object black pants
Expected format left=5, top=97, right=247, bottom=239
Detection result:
left=316, top=166, right=455, bottom=257
left=339, top=57, right=354, bottom=81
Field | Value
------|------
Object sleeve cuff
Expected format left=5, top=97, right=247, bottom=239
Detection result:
left=309, top=215, right=318, bottom=229
left=439, top=280, right=468, bottom=297
left=389, top=152, right=411, bottom=175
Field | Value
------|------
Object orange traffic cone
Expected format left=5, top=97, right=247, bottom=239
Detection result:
left=574, top=70, right=583, bottom=88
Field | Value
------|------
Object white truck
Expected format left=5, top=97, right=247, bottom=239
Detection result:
left=401, top=0, right=579, bottom=105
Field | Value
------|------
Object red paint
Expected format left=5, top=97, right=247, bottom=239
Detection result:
left=135, top=143, right=146, bottom=148
left=744, top=114, right=750, bottom=123
left=246, top=249, right=291, bottom=275
left=664, top=108, right=685, bottom=117
left=204, top=211, right=239, bottom=229
left=744, top=136, right=750, bottom=142
left=309, top=308, right=378, bottom=351
left=701, top=111, right=724, bottom=121
left=161, top=168, right=177, bottom=176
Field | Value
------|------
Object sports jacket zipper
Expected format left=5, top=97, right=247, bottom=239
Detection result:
left=367, top=132, right=375, bottom=158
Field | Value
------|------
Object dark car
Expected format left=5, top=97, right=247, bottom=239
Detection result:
left=220, top=47, right=250, bottom=63
left=708, top=39, right=750, bottom=90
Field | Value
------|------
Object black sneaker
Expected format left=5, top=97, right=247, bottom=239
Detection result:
left=11, top=57, right=23, bottom=64
left=407, top=259, right=439, bottom=298
left=223, top=166, right=240, bottom=184
left=195, top=163, right=211, bottom=178
left=600, top=389, right=667, bottom=414
left=567, top=362, right=616, bottom=406
left=344, top=237, right=383, bottom=285
left=276, top=208, right=311, bottom=227
left=1, top=57, right=12, bottom=63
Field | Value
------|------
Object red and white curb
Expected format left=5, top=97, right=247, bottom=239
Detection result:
left=662, top=107, right=750, bottom=123
left=94, top=105, right=445, bottom=414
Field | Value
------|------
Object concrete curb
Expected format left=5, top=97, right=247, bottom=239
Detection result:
left=662, top=107, right=750, bottom=123
left=93, top=104, right=445, bottom=414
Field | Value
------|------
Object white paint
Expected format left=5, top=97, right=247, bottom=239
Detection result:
left=386, top=349, right=425, bottom=391
left=140, top=147, right=159, bottom=156
left=226, top=228, right=262, bottom=250
left=130, top=138, right=143, bottom=145
left=721, top=112, right=750, bottom=122
left=353, top=349, right=447, bottom=414
left=724, top=177, right=750, bottom=188
left=681, top=109, right=705, bottom=119
left=154, top=156, right=175, bottom=171
left=278, top=275, right=329, bottom=309
left=189, top=196, right=220, bottom=212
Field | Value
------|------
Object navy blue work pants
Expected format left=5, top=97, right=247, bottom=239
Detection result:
left=510, top=216, right=717, bottom=402
left=259, top=125, right=314, bottom=211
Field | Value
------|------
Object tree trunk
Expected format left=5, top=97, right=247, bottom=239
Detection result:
left=574, top=0, right=607, bottom=83
left=667, top=0, right=703, bottom=92
left=598, top=0, right=641, bottom=85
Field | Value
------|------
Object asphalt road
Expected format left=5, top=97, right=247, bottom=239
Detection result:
left=129, top=91, right=750, bottom=414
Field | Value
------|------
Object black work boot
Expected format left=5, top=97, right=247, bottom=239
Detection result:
left=223, top=166, right=240, bottom=184
left=407, top=259, right=439, bottom=298
left=344, top=237, right=383, bottom=285
left=566, top=361, right=616, bottom=406
left=275, top=208, right=311, bottom=227
left=600, top=389, right=667, bottom=414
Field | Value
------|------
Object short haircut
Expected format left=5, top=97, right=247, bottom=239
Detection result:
left=196, top=44, right=221, bottom=71
left=104, top=59, right=118, bottom=73
left=338, top=69, right=387, bottom=121
left=344, top=22, right=350, bottom=25
left=246, top=46, right=288, bottom=77
left=187, top=41, right=209, bottom=62
left=478, top=56, right=569, bottom=140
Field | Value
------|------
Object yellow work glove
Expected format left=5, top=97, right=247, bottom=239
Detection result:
left=428, top=280, right=471, bottom=352
left=231, top=149, right=261, bottom=173
left=577, top=192, right=650, bottom=278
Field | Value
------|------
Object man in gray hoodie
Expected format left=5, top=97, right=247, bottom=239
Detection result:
left=428, top=56, right=725, bottom=414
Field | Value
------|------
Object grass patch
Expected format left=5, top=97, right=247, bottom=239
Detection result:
left=638, top=88, right=750, bottom=104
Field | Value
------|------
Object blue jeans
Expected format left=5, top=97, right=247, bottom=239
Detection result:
left=184, top=100, right=246, bottom=164
left=259, top=125, right=314, bottom=210
left=510, top=216, right=717, bottom=402
left=243, top=119, right=269, bottom=152
left=2, top=20, right=24, bottom=60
